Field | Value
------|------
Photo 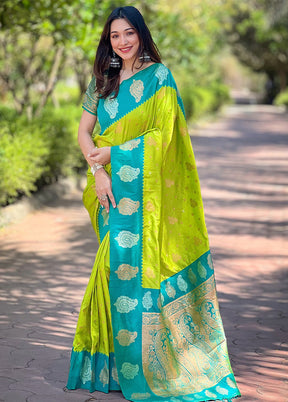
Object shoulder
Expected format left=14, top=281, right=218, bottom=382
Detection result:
left=87, top=75, right=97, bottom=91
left=151, top=63, right=176, bottom=88
left=82, top=75, right=99, bottom=116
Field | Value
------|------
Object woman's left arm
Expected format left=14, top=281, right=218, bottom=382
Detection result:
left=77, top=110, right=111, bottom=167
left=87, top=145, right=111, bottom=166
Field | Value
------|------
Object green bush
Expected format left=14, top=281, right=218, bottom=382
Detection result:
left=275, top=89, right=288, bottom=107
left=0, top=103, right=84, bottom=206
left=179, top=80, right=230, bottom=121
left=209, top=81, right=231, bottom=111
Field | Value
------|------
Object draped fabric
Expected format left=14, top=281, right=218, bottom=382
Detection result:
left=66, top=63, right=241, bottom=402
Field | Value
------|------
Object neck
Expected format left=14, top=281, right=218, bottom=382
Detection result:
left=122, top=56, right=140, bottom=72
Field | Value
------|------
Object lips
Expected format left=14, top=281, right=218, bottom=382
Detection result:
left=119, top=46, right=132, bottom=54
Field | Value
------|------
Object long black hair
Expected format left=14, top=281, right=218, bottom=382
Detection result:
left=94, top=6, right=161, bottom=99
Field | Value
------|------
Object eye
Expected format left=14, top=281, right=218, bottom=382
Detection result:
left=127, top=31, right=134, bottom=36
left=111, top=34, right=118, bottom=39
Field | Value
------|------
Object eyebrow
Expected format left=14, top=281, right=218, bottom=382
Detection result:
left=111, top=28, right=135, bottom=34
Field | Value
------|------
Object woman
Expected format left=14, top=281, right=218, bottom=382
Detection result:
left=66, top=6, right=241, bottom=402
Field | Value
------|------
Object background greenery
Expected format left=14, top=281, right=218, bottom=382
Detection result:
left=0, top=0, right=287, bottom=206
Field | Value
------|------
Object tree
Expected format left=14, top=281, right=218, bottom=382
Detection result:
left=223, top=0, right=288, bottom=93
left=0, top=0, right=118, bottom=117
left=0, top=0, right=75, bottom=117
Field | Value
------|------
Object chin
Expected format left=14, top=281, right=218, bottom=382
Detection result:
left=121, top=52, right=138, bottom=62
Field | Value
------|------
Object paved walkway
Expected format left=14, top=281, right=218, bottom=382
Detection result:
left=0, top=105, right=287, bottom=402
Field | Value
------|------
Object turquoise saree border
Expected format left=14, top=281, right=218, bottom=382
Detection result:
left=110, top=135, right=154, bottom=400
left=66, top=349, right=120, bottom=393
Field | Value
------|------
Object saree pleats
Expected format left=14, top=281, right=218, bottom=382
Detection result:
left=67, top=232, right=120, bottom=392
left=67, top=63, right=241, bottom=401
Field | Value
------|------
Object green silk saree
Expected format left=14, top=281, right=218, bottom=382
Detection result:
left=66, top=63, right=240, bottom=402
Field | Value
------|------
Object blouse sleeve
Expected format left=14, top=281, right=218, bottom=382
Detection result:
left=82, top=76, right=99, bottom=116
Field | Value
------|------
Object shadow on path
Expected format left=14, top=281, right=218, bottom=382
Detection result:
left=191, top=105, right=288, bottom=400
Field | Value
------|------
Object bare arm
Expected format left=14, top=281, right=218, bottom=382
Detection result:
left=78, top=110, right=98, bottom=166
left=78, top=110, right=116, bottom=212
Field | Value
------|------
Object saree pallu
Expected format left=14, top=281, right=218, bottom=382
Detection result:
left=66, top=63, right=241, bottom=401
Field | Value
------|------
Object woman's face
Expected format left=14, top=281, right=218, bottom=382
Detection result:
left=110, top=18, right=140, bottom=63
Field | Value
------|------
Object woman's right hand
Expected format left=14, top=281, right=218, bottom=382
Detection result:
left=94, top=168, right=116, bottom=213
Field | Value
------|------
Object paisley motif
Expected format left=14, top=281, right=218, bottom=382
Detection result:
left=119, top=138, right=141, bottom=151
left=155, top=64, right=169, bottom=85
left=117, top=165, right=140, bottom=182
left=101, top=208, right=109, bottom=226
left=99, top=360, right=109, bottom=386
left=114, top=296, right=138, bottom=313
left=80, top=356, right=91, bottom=384
left=177, top=275, right=188, bottom=292
left=115, top=230, right=139, bottom=248
left=188, top=268, right=197, bottom=285
left=104, top=96, right=119, bottom=119
left=112, top=366, right=119, bottom=384
left=205, top=390, right=217, bottom=398
left=142, top=291, right=153, bottom=311
left=165, top=282, right=176, bottom=298
left=118, top=198, right=140, bottom=215
left=120, top=362, right=139, bottom=379
left=207, top=253, right=213, bottom=269
left=216, top=385, right=229, bottom=395
left=112, top=358, right=119, bottom=384
left=129, top=79, right=144, bottom=103
left=131, top=393, right=151, bottom=399
left=116, top=329, right=137, bottom=346
left=197, top=261, right=207, bottom=279
left=115, top=264, right=139, bottom=280
left=227, top=377, right=237, bottom=388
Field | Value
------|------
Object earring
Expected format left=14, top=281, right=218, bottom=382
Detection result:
left=110, top=51, right=121, bottom=68
left=139, top=51, right=151, bottom=62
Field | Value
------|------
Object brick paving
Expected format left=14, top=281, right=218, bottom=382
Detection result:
left=0, top=105, right=287, bottom=402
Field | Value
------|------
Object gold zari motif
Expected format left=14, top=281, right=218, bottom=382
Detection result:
left=130, top=79, right=144, bottom=103
left=142, top=276, right=231, bottom=396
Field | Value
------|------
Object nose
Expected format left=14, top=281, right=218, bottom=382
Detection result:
left=119, top=34, right=128, bottom=46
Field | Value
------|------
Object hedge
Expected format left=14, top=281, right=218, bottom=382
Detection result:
left=0, top=104, right=84, bottom=206
left=275, top=89, right=288, bottom=108
left=180, top=81, right=230, bottom=121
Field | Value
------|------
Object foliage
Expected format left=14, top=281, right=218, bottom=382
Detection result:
left=0, top=0, right=118, bottom=116
left=0, top=110, right=49, bottom=204
left=180, top=81, right=230, bottom=121
left=155, top=0, right=226, bottom=83
left=0, top=103, right=83, bottom=206
left=223, top=0, right=288, bottom=91
left=275, top=89, right=288, bottom=108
